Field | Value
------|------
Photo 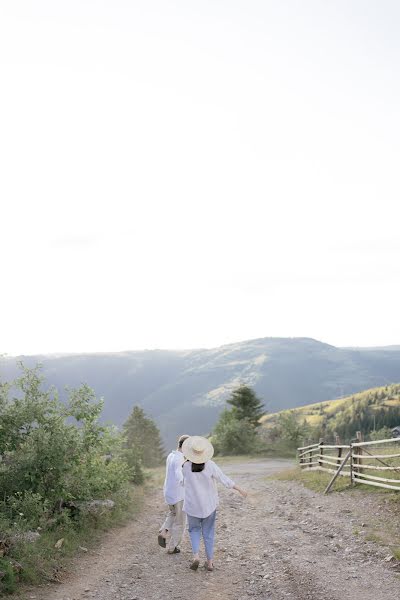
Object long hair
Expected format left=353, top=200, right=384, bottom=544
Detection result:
left=191, top=462, right=205, bottom=472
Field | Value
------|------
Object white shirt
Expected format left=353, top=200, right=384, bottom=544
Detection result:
left=163, top=450, right=185, bottom=505
left=182, top=460, right=235, bottom=518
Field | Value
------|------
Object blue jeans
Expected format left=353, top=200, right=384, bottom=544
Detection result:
left=187, top=510, right=217, bottom=559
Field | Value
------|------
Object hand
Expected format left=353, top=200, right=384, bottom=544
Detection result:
left=234, top=485, right=248, bottom=498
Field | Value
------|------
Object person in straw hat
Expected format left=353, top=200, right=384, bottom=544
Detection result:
left=158, top=434, right=190, bottom=554
left=181, top=436, right=247, bottom=572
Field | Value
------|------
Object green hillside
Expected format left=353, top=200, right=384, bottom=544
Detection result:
left=261, top=383, right=400, bottom=442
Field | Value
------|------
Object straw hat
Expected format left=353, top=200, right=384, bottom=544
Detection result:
left=182, top=436, right=214, bottom=464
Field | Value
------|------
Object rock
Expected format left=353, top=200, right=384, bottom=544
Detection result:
left=55, top=538, right=64, bottom=549
left=11, top=530, right=41, bottom=544
left=77, top=499, right=115, bottom=514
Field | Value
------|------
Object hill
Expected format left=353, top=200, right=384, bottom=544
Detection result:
left=261, top=383, right=400, bottom=441
left=1, top=337, right=400, bottom=447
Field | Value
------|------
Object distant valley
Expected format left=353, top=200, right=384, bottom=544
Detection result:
left=1, top=337, right=400, bottom=448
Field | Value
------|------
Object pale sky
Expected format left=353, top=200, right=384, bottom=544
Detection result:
left=1, top=1, right=400, bottom=355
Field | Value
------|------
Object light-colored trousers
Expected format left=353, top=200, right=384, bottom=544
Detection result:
left=160, top=500, right=186, bottom=551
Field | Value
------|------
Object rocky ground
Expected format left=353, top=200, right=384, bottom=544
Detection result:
left=17, top=458, right=400, bottom=600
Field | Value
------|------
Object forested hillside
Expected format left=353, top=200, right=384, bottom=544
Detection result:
left=2, top=338, right=400, bottom=447
left=262, top=383, right=400, bottom=442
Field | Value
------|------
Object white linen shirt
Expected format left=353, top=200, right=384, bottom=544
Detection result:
left=182, top=460, right=235, bottom=518
left=163, top=450, right=185, bottom=505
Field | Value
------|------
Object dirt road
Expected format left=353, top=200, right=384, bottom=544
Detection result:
left=20, top=458, right=400, bottom=600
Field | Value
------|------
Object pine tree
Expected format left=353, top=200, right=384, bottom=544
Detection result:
left=227, top=385, right=265, bottom=427
left=123, top=406, right=165, bottom=467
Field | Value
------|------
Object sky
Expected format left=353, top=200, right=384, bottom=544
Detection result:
left=1, top=0, right=400, bottom=355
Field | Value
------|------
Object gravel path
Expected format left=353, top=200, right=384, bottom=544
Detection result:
left=19, top=458, right=400, bottom=600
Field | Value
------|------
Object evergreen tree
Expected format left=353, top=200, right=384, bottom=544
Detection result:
left=123, top=406, right=165, bottom=467
left=211, top=385, right=266, bottom=455
left=227, top=385, right=265, bottom=426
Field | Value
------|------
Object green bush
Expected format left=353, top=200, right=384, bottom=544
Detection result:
left=6, top=491, right=49, bottom=530
left=0, top=364, right=148, bottom=593
left=212, top=408, right=260, bottom=455
left=368, top=426, right=393, bottom=441
left=0, top=558, right=17, bottom=594
left=0, top=366, right=139, bottom=515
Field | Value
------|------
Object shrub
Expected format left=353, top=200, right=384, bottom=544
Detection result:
left=0, top=365, right=141, bottom=532
left=212, top=409, right=259, bottom=455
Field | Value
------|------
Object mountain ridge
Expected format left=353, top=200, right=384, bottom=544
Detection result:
left=1, top=337, right=400, bottom=448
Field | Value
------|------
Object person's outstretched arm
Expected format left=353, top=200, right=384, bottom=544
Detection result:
left=233, top=484, right=247, bottom=497
left=211, top=462, right=248, bottom=497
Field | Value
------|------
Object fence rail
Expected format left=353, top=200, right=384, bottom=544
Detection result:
left=297, top=433, right=400, bottom=493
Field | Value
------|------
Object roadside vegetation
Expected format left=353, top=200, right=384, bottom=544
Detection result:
left=211, top=385, right=299, bottom=458
left=0, top=365, right=164, bottom=594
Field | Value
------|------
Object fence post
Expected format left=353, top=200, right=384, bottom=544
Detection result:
left=352, top=431, right=363, bottom=484
left=335, top=434, right=342, bottom=467
left=357, top=431, right=364, bottom=476
left=350, top=441, right=354, bottom=485
left=319, top=437, right=324, bottom=469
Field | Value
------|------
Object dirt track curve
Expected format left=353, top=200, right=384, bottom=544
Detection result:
left=19, top=459, right=400, bottom=600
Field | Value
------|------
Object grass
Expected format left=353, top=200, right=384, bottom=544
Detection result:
left=274, top=464, right=400, bottom=498
left=271, top=466, right=351, bottom=493
left=1, top=484, right=146, bottom=596
left=392, top=547, right=400, bottom=560
left=144, top=465, right=165, bottom=487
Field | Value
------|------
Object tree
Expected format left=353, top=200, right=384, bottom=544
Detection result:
left=211, top=408, right=258, bottom=455
left=276, top=410, right=311, bottom=446
left=211, top=385, right=266, bottom=455
left=123, top=406, right=165, bottom=468
left=227, top=385, right=265, bottom=426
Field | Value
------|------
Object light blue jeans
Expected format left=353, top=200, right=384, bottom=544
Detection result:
left=187, top=510, right=217, bottom=559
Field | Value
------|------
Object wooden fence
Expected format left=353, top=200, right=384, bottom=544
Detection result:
left=298, top=434, right=400, bottom=492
